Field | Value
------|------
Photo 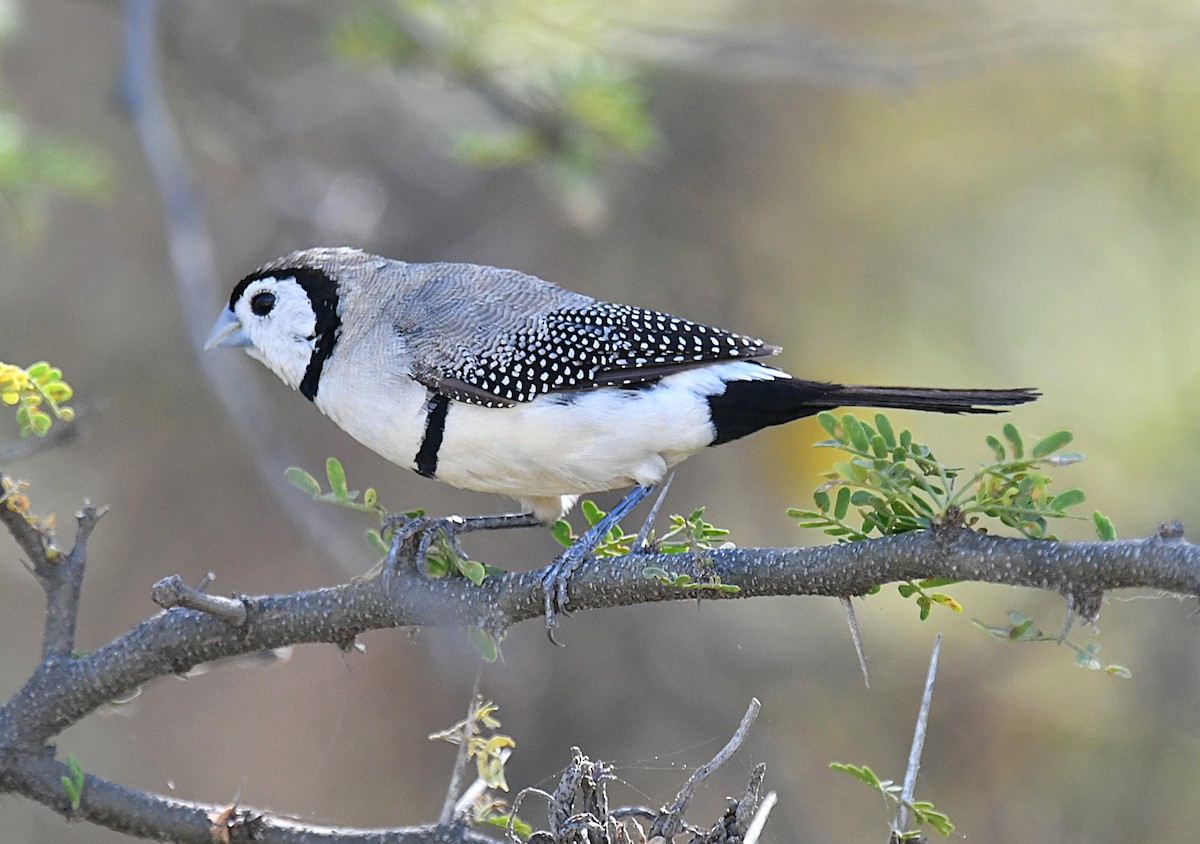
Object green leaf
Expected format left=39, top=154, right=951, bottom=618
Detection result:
left=468, top=628, right=499, bottom=663
left=366, top=529, right=388, bottom=556
left=844, top=415, right=869, bottom=451
left=1093, top=511, right=1117, bottom=541
left=833, top=461, right=869, bottom=483
left=929, top=593, right=961, bottom=613
left=829, top=762, right=881, bottom=789
left=917, top=595, right=931, bottom=620
left=60, top=754, right=84, bottom=811
left=325, top=457, right=349, bottom=500
left=817, top=411, right=839, bottom=437
left=875, top=413, right=895, bottom=447
left=1049, top=488, right=1086, bottom=511
left=550, top=519, right=573, bottom=548
left=985, top=434, right=1006, bottom=462
left=1002, top=423, right=1024, bottom=459
left=457, top=559, right=487, bottom=585
left=1009, top=616, right=1034, bottom=640
left=482, top=814, right=533, bottom=839
left=1031, top=430, right=1073, bottom=458
left=580, top=499, right=603, bottom=526
left=284, top=467, right=322, bottom=497
left=917, top=578, right=959, bottom=589
left=834, top=487, right=850, bottom=519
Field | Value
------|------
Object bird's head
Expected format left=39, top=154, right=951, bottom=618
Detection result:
left=205, top=249, right=351, bottom=397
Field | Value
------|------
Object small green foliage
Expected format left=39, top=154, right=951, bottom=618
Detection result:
left=468, top=627, right=500, bottom=664
left=284, top=457, right=388, bottom=519
left=895, top=578, right=962, bottom=621
left=792, top=412, right=1098, bottom=543
left=1093, top=510, right=1117, bottom=541
left=553, top=501, right=736, bottom=596
left=550, top=498, right=635, bottom=557
left=481, top=811, right=532, bottom=840
left=430, top=699, right=515, bottom=792
left=60, top=755, right=84, bottom=811
left=642, top=565, right=740, bottom=594
left=287, top=458, right=497, bottom=583
left=791, top=414, right=1112, bottom=619
left=829, top=762, right=955, bottom=838
left=973, top=612, right=1131, bottom=677
left=1, top=360, right=75, bottom=437
left=655, top=507, right=733, bottom=554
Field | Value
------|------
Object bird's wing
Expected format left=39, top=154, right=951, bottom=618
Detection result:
left=411, top=302, right=781, bottom=408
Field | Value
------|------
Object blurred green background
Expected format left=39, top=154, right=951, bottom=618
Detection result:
left=4, top=1, right=1200, bottom=842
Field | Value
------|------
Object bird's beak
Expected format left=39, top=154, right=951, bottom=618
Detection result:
left=204, top=309, right=251, bottom=350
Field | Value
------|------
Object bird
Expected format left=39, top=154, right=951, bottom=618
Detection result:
left=205, top=246, right=1037, bottom=531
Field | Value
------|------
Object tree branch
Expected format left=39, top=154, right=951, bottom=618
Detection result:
left=0, top=748, right=495, bottom=844
left=3, top=504, right=1199, bottom=841
left=41, top=505, right=106, bottom=662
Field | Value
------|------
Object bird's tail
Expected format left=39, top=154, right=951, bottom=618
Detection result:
left=707, top=378, right=1038, bottom=445
left=822, top=383, right=1040, bottom=415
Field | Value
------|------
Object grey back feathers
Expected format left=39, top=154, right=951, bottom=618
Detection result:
left=254, top=247, right=779, bottom=407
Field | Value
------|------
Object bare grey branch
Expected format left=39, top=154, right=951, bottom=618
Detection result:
left=150, top=574, right=249, bottom=626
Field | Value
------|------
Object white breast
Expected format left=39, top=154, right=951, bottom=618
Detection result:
left=434, top=362, right=786, bottom=509
left=313, top=353, right=431, bottom=471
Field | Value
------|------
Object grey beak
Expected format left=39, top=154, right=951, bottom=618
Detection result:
left=204, top=309, right=251, bottom=350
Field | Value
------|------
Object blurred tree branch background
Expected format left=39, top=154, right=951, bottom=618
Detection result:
left=3, top=1, right=1200, bottom=842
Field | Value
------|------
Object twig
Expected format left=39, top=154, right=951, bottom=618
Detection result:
left=451, top=747, right=511, bottom=821
left=41, top=506, right=107, bottom=662
left=649, top=697, right=760, bottom=839
left=150, top=574, right=248, bottom=626
left=743, top=790, right=778, bottom=844
left=895, top=634, right=941, bottom=836
left=0, top=479, right=51, bottom=572
left=439, top=672, right=483, bottom=825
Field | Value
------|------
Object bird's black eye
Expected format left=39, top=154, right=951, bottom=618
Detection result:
left=249, top=290, right=276, bottom=316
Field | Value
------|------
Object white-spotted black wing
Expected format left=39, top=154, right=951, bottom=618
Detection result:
left=421, top=303, right=780, bottom=407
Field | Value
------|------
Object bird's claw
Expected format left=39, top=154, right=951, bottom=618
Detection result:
left=382, top=513, right=468, bottom=575
left=540, top=544, right=590, bottom=645
left=538, top=484, right=657, bottom=644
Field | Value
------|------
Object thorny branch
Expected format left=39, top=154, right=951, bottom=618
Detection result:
left=2, top=476, right=1199, bottom=842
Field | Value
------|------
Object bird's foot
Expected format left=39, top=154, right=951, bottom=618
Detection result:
left=382, top=513, right=470, bottom=575
left=380, top=510, right=543, bottom=579
left=541, top=485, right=655, bottom=645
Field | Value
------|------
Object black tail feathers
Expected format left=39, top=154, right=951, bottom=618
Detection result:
left=707, top=377, right=1038, bottom=446
left=823, top=383, right=1040, bottom=415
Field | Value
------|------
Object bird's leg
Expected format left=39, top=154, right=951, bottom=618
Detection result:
left=541, top=485, right=655, bottom=640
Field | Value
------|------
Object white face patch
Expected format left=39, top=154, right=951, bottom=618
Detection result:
left=233, top=276, right=320, bottom=390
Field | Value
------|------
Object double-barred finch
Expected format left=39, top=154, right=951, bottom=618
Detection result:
left=206, top=247, right=1037, bottom=523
